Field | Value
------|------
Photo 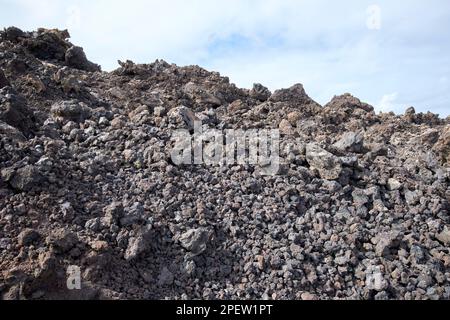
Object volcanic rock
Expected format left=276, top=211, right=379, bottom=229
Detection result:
left=305, top=143, right=342, bottom=180
left=0, top=26, right=448, bottom=301
left=179, top=228, right=213, bottom=256
left=0, top=69, right=9, bottom=88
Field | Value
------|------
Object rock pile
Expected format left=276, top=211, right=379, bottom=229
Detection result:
left=0, top=27, right=449, bottom=300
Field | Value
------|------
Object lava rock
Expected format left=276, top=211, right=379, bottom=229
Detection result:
left=436, top=227, right=450, bottom=245
left=158, top=267, right=174, bottom=286
left=305, top=143, right=342, bottom=180
left=51, top=100, right=92, bottom=122
left=0, top=92, right=35, bottom=137
left=167, top=106, right=199, bottom=130
left=179, top=228, right=213, bottom=256
left=8, top=165, right=42, bottom=192
left=250, top=83, right=271, bottom=102
left=387, top=178, right=402, bottom=191
left=405, top=190, right=421, bottom=206
left=183, top=82, right=222, bottom=106
left=269, top=83, right=312, bottom=105
left=0, top=69, right=9, bottom=88
left=333, top=132, right=364, bottom=153
left=46, top=230, right=79, bottom=253
left=65, top=46, right=101, bottom=72
left=366, top=266, right=389, bottom=291
left=22, top=28, right=70, bottom=61
left=374, top=230, right=403, bottom=257
left=1, top=26, right=25, bottom=42
left=124, top=227, right=151, bottom=261
left=17, top=229, right=40, bottom=246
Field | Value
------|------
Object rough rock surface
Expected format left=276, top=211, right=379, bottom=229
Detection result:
left=0, top=69, right=9, bottom=88
left=0, top=27, right=449, bottom=300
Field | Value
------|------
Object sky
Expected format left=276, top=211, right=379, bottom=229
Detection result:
left=1, top=0, right=449, bottom=117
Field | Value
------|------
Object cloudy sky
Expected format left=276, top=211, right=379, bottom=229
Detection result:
left=1, top=0, right=449, bottom=116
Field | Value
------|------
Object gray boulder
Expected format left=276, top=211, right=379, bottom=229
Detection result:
left=374, top=230, right=403, bottom=257
left=4, top=165, right=42, bottom=192
left=51, top=100, right=92, bottom=122
left=65, top=46, right=101, bottom=72
left=250, top=83, right=271, bottom=102
left=179, top=228, right=213, bottom=256
left=157, top=267, right=174, bottom=286
left=269, top=83, right=312, bottom=105
left=436, top=227, right=450, bottom=245
left=306, top=143, right=342, bottom=180
left=124, top=227, right=152, bottom=261
left=333, top=131, right=364, bottom=153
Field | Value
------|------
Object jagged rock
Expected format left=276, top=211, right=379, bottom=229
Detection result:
left=1, top=26, right=25, bottom=42
left=325, top=93, right=374, bottom=113
left=374, top=230, right=403, bottom=257
left=50, top=100, right=92, bottom=122
left=366, top=266, right=389, bottom=291
left=405, top=190, right=421, bottom=206
left=419, top=129, right=440, bottom=145
left=269, top=83, right=314, bottom=105
left=24, top=74, right=46, bottom=93
left=0, top=91, right=35, bottom=137
left=301, top=292, right=318, bottom=300
left=167, top=106, right=199, bottom=130
left=410, top=245, right=427, bottom=265
left=103, top=202, right=123, bottom=226
left=0, top=121, right=26, bottom=142
left=5, top=165, right=42, bottom=192
left=387, top=178, right=402, bottom=191
left=433, top=126, right=450, bottom=165
left=322, top=93, right=375, bottom=124
left=90, top=240, right=109, bottom=252
left=250, top=83, right=271, bottom=102
left=228, top=99, right=248, bottom=113
left=46, top=230, right=79, bottom=253
left=182, top=258, right=196, bottom=276
left=120, top=202, right=144, bottom=227
left=352, top=188, right=369, bottom=206
left=333, top=131, right=364, bottom=153
left=65, top=46, right=101, bottom=72
left=85, top=218, right=103, bottom=232
left=305, top=143, right=342, bottom=180
left=183, top=82, right=222, bottom=106
left=287, top=111, right=301, bottom=126
left=157, top=267, right=174, bottom=286
left=179, top=228, right=213, bottom=256
left=124, top=229, right=150, bottom=261
left=279, top=119, right=294, bottom=135
left=0, top=69, right=9, bottom=88
left=22, top=28, right=70, bottom=61
left=154, top=106, right=167, bottom=117
left=405, top=107, right=416, bottom=116
left=436, top=227, right=450, bottom=245
left=17, top=229, right=40, bottom=246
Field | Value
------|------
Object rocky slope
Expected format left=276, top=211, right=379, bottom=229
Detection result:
left=0, top=27, right=449, bottom=300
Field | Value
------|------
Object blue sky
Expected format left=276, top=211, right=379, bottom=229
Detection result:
left=1, top=0, right=449, bottom=116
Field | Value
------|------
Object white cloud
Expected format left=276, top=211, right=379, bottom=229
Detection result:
left=377, top=93, right=400, bottom=113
